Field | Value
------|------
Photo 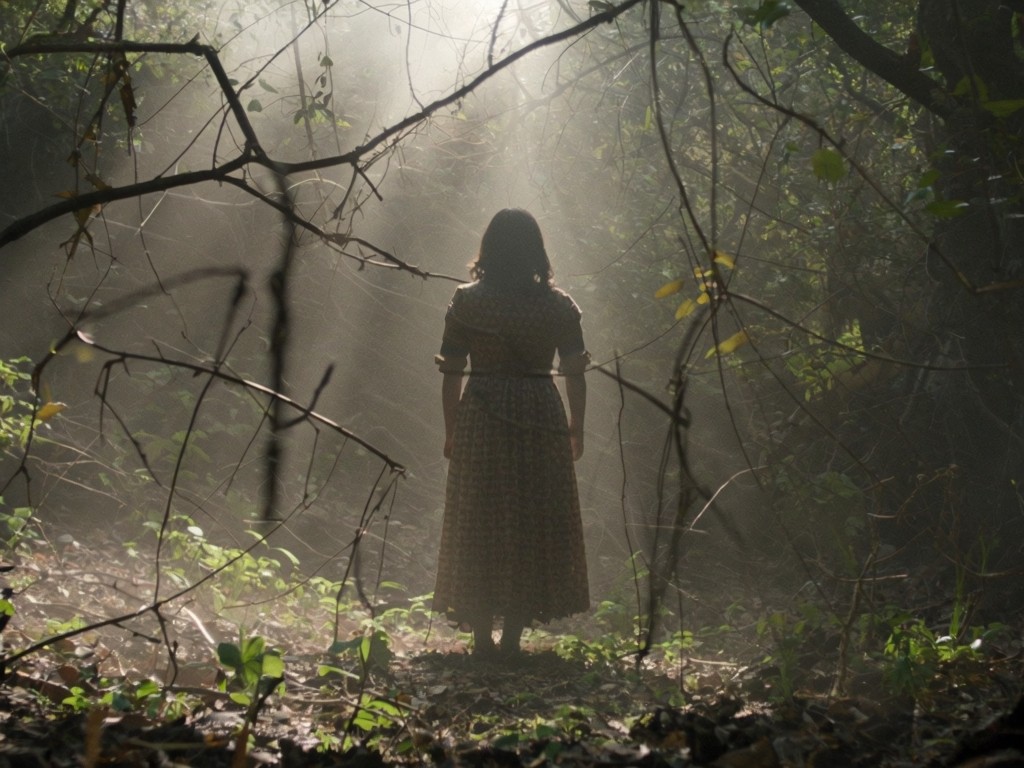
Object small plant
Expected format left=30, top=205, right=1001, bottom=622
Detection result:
left=346, top=693, right=405, bottom=750
left=217, top=633, right=285, bottom=718
left=0, top=357, right=32, bottom=451
left=329, top=627, right=394, bottom=678
left=0, top=503, right=40, bottom=555
left=881, top=615, right=1004, bottom=697
left=754, top=602, right=835, bottom=701
left=0, top=356, right=65, bottom=452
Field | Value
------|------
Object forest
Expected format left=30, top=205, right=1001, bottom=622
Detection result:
left=1, top=0, right=1023, bottom=765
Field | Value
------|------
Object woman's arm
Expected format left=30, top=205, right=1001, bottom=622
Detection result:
left=566, top=373, right=586, bottom=461
left=442, top=372, right=464, bottom=459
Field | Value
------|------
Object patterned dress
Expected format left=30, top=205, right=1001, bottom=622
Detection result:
left=433, top=281, right=590, bottom=625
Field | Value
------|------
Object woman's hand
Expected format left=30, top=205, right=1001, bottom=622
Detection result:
left=570, top=425, right=584, bottom=461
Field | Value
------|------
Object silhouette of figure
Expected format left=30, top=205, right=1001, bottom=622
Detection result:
left=433, top=209, right=590, bottom=657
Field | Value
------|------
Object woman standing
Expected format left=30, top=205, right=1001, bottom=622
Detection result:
left=433, top=209, right=590, bottom=657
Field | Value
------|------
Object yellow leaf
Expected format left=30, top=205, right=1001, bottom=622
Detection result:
left=36, top=402, right=67, bottom=422
left=86, top=172, right=110, bottom=191
left=655, top=278, right=685, bottom=299
left=675, top=298, right=697, bottom=319
left=713, top=251, right=736, bottom=269
left=705, top=330, right=749, bottom=359
left=696, top=292, right=711, bottom=305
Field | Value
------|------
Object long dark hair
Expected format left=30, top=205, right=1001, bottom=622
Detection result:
left=470, top=209, right=554, bottom=290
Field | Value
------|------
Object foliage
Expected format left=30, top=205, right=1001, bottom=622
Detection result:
left=217, top=632, right=285, bottom=714
left=1, top=0, right=1023, bottom=763
left=0, top=357, right=33, bottom=452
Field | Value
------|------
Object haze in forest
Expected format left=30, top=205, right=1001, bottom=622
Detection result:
left=5, top=0, right=1021, bottom=678
left=0, top=0, right=747, bottom=631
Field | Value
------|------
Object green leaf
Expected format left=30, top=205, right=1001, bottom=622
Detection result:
left=217, top=642, right=243, bottom=671
left=258, top=78, right=278, bottom=93
left=811, top=148, right=845, bottom=183
left=491, top=733, right=520, bottom=749
left=229, top=692, right=252, bottom=707
left=918, top=169, right=941, bottom=189
left=925, top=199, right=968, bottom=218
left=982, top=99, right=1024, bottom=117
left=327, top=637, right=363, bottom=656
left=247, top=99, right=262, bottom=113
left=320, top=55, right=334, bottom=68
left=737, top=0, right=792, bottom=29
left=952, top=75, right=988, bottom=101
left=262, top=652, right=284, bottom=678
left=364, top=697, right=402, bottom=716
left=240, top=635, right=265, bottom=663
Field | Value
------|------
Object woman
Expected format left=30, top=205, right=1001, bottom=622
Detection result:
left=433, top=209, right=590, bottom=657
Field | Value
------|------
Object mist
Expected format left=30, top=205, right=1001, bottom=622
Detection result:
left=1, top=0, right=779, bottom=666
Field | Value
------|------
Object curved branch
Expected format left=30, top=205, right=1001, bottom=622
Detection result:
left=51, top=327, right=408, bottom=473
left=789, top=0, right=950, bottom=119
left=1, top=0, right=647, bottom=250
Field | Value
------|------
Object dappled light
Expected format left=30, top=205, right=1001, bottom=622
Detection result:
left=2, top=0, right=1024, bottom=765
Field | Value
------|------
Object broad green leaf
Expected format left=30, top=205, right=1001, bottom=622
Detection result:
left=812, top=148, right=845, bottom=183
left=258, top=78, right=278, bottom=93
left=320, top=55, right=334, bottom=67
left=327, top=637, right=363, bottom=655
left=736, top=0, right=792, bottom=29
left=364, top=697, right=402, bottom=716
left=0, top=599, right=14, bottom=617
left=217, top=642, right=243, bottom=670
left=982, top=99, right=1024, bottom=117
left=952, top=75, right=988, bottom=101
left=926, top=200, right=968, bottom=218
left=229, top=692, right=252, bottom=707
left=655, top=279, right=685, bottom=299
left=705, top=330, right=749, bottom=359
left=247, top=99, right=262, bottom=112
left=262, top=653, right=284, bottom=678
left=240, top=635, right=265, bottom=663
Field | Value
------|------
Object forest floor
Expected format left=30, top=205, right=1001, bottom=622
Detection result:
left=1, top=532, right=1023, bottom=767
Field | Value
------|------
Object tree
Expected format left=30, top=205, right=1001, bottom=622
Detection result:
left=1, top=0, right=1022, bottom=721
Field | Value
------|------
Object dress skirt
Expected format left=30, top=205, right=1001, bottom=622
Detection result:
left=433, top=374, right=590, bottom=624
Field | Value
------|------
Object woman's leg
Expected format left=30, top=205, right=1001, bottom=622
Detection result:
left=500, top=615, right=524, bottom=654
left=470, top=614, right=496, bottom=656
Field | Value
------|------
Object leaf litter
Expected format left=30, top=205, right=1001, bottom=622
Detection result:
left=1, top=535, right=1023, bottom=765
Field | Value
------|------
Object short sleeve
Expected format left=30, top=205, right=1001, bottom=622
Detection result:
left=435, top=288, right=469, bottom=374
left=555, top=292, right=590, bottom=375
